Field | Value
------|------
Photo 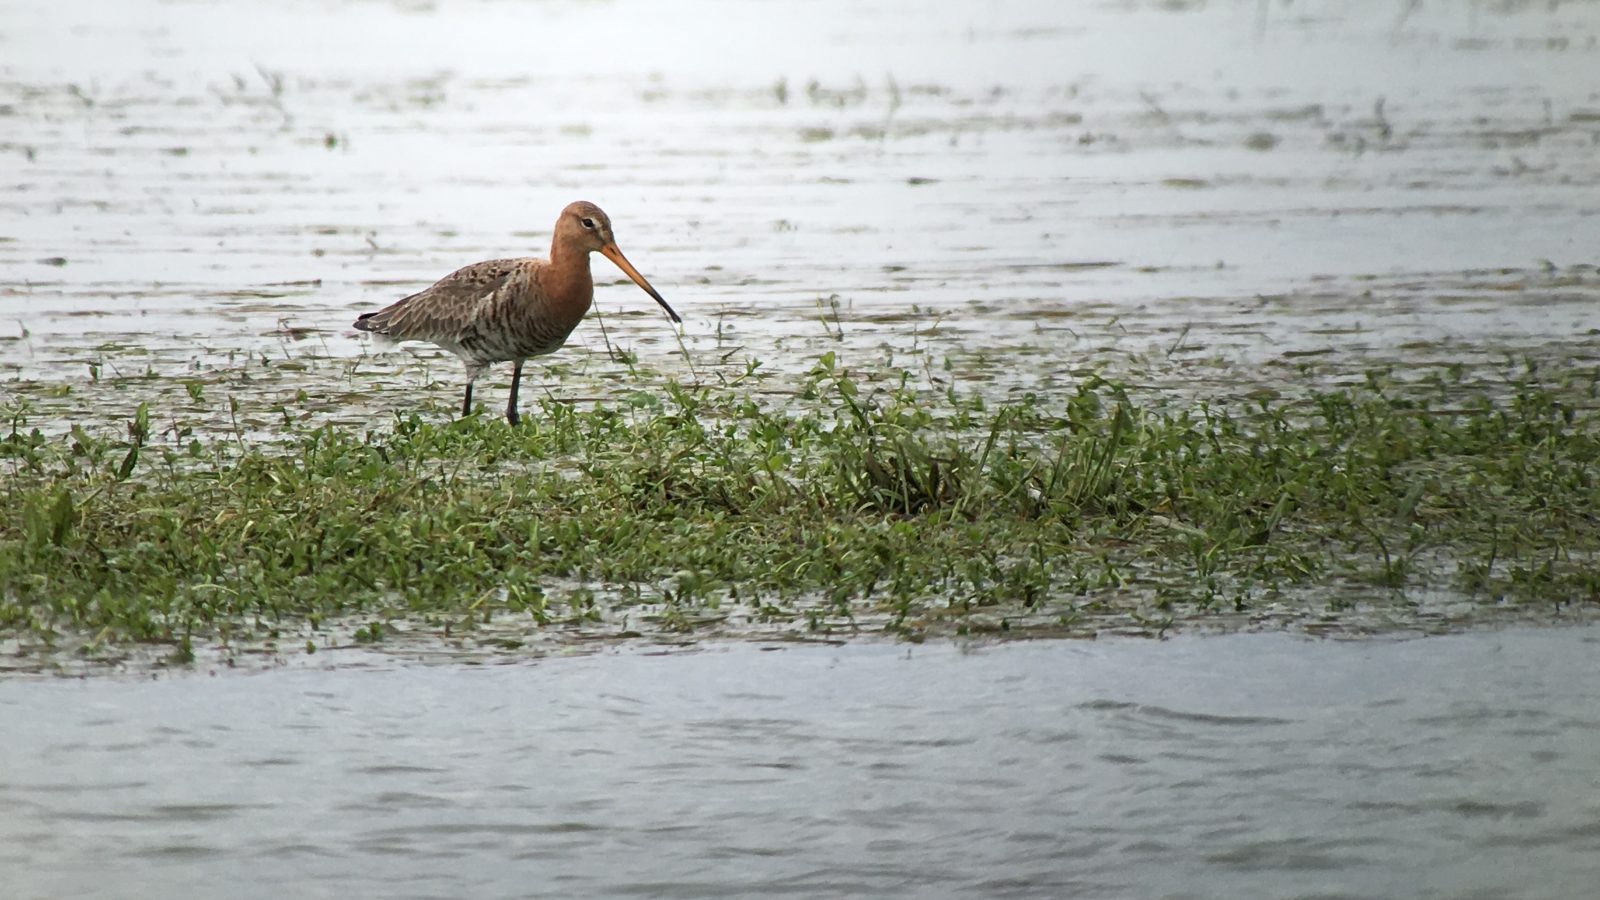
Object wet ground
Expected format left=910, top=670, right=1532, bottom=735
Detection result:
left=5, top=628, right=1600, bottom=898
left=0, top=0, right=1596, bottom=596
left=4, top=2, right=1600, bottom=895
left=3, top=0, right=1598, bottom=647
left=3, top=0, right=1597, bottom=423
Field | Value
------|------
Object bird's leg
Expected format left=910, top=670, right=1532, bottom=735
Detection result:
left=461, top=381, right=473, bottom=418
left=506, top=360, right=524, bottom=426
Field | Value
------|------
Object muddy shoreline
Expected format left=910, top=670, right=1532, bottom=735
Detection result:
left=4, top=0, right=1599, bottom=674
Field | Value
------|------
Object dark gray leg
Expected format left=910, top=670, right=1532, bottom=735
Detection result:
left=506, top=360, right=524, bottom=425
left=461, top=382, right=473, bottom=418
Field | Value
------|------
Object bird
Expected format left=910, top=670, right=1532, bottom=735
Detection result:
left=353, top=200, right=681, bottom=425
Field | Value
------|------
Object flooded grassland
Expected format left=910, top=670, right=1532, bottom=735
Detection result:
left=2, top=0, right=1599, bottom=672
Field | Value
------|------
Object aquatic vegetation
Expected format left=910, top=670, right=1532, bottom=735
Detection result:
left=2, top=351, right=1596, bottom=664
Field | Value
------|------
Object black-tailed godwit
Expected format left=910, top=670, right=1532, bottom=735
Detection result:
left=354, top=200, right=680, bottom=424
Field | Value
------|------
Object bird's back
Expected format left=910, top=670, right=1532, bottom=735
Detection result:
left=354, top=256, right=590, bottom=365
left=354, top=258, right=523, bottom=343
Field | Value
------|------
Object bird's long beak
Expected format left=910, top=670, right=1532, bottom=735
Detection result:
left=600, top=243, right=681, bottom=324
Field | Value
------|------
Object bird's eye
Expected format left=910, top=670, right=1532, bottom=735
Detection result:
left=581, top=217, right=596, bottom=229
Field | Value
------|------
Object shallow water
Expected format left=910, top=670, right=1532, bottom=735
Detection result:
left=4, top=7, right=1600, bottom=888
left=2, top=0, right=1596, bottom=407
left=4, top=629, right=1600, bottom=898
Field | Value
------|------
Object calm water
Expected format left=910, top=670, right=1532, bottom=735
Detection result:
left=2, top=0, right=1596, bottom=404
left=3, top=629, right=1599, bottom=899
left=4, top=4, right=1599, bottom=896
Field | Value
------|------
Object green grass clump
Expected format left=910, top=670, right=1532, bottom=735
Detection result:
left=2, top=354, right=1598, bottom=658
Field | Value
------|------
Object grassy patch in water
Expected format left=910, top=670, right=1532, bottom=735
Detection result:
left=2, top=352, right=1598, bottom=661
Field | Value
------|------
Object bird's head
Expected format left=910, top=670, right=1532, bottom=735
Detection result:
left=557, top=200, right=680, bottom=324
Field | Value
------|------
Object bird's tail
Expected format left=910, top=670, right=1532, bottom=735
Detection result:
left=353, top=311, right=400, bottom=351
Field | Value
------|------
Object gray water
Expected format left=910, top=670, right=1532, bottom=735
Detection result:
left=4, top=629, right=1599, bottom=899
left=3, top=0, right=1597, bottom=418
left=5, top=4, right=1600, bottom=895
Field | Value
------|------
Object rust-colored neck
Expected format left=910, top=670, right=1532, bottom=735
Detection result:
left=542, top=232, right=595, bottom=320
left=549, top=229, right=590, bottom=267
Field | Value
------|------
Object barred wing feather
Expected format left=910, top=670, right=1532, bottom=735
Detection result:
left=355, top=258, right=522, bottom=343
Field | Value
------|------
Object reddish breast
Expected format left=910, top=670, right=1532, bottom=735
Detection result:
left=512, top=254, right=592, bottom=353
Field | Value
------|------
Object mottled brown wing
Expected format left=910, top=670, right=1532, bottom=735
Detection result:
left=354, top=258, right=524, bottom=342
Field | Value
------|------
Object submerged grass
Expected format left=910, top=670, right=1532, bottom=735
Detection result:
left=3, top=351, right=1599, bottom=663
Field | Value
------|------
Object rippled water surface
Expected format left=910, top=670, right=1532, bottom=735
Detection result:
left=3, top=0, right=1596, bottom=415
left=4, top=629, right=1600, bottom=899
left=4, top=3, right=1599, bottom=894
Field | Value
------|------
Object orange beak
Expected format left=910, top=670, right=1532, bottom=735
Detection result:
left=600, top=243, right=681, bottom=324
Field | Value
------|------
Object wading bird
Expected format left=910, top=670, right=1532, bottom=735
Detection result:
left=353, top=200, right=680, bottom=425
